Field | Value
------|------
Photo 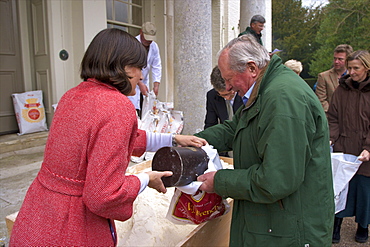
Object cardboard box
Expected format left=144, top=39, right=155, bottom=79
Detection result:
left=6, top=157, right=234, bottom=246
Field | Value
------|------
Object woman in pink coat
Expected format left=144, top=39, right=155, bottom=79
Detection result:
left=10, top=28, right=206, bottom=246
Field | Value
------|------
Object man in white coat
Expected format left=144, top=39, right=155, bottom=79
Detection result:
left=128, top=22, right=162, bottom=117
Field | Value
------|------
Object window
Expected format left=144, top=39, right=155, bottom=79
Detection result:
left=106, top=0, right=143, bottom=37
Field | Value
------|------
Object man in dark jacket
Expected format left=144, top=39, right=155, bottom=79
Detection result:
left=238, top=15, right=265, bottom=45
left=204, top=66, right=243, bottom=129
left=196, top=34, right=334, bottom=246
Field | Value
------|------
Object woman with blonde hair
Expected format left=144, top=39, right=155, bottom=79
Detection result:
left=328, top=50, right=370, bottom=244
left=284, top=59, right=303, bottom=75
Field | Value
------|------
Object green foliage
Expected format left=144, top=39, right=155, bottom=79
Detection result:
left=272, top=0, right=370, bottom=79
left=309, top=0, right=370, bottom=77
left=272, top=0, right=324, bottom=78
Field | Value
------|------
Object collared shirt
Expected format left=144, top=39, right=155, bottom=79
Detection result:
left=242, top=82, right=256, bottom=105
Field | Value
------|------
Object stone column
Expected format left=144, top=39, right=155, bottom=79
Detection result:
left=173, top=0, right=212, bottom=135
left=239, top=0, right=271, bottom=51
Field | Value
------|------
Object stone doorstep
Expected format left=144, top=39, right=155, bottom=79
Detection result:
left=0, top=131, right=48, bottom=155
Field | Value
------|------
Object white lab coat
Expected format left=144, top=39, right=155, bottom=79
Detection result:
left=128, top=35, right=162, bottom=110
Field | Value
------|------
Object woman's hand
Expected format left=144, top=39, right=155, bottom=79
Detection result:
left=174, top=135, right=208, bottom=148
left=358, top=149, right=370, bottom=162
left=146, top=171, right=173, bottom=193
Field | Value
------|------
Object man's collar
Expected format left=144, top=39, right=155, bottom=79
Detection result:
left=242, top=82, right=256, bottom=105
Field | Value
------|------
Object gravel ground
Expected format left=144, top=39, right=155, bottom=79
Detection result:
left=333, top=217, right=369, bottom=247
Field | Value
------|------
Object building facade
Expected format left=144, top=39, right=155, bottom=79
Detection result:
left=0, top=0, right=271, bottom=135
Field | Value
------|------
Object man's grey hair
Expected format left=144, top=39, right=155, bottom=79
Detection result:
left=250, top=15, right=265, bottom=25
left=218, top=34, right=270, bottom=73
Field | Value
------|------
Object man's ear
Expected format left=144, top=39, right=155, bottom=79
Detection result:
left=247, top=62, right=259, bottom=78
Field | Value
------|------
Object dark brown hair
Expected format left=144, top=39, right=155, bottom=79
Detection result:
left=334, top=44, right=353, bottom=57
left=80, top=28, right=147, bottom=95
left=210, top=66, right=226, bottom=92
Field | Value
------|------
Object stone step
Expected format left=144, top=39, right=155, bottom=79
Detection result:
left=0, top=131, right=48, bottom=155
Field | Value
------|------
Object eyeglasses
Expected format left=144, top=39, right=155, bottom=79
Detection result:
left=218, top=91, right=234, bottom=98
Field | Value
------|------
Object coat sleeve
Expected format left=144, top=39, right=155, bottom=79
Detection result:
left=82, top=100, right=142, bottom=221
left=198, top=90, right=319, bottom=204
left=150, top=42, right=162, bottom=83
left=198, top=107, right=240, bottom=154
left=214, top=115, right=310, bottom=203
left=315, top=72, right=329, bottom=112
left=132, top=129, right=147, bottom=156
left=327, top=88, right=340, bottom=143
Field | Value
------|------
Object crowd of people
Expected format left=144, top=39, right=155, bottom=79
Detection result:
left=8, top=14, right=369, bottom=247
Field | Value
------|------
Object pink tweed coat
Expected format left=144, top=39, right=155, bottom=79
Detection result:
left=10, top=79, right=146, bottom=246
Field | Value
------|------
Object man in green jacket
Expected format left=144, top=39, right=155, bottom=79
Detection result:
left=238, top=15, right=265, bottom=45
left=196, top=34, right=334, bottom=246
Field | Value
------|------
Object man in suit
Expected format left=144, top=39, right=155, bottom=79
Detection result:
left=204, top=66, right=243, bottom=129
left=315, top=44, right=353, bottom=112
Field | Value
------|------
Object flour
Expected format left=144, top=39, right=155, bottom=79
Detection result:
left=115, top=187, right=197, bottom=246
left=115, top=158, right=233, bottom=246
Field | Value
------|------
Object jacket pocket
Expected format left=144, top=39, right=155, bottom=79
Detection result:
left=245, top=205, right=297, bottom=238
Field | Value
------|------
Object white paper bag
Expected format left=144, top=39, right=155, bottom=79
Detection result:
left=12, top=90, right=48, bottom=135
left=331, top=153, right=362, bottom=213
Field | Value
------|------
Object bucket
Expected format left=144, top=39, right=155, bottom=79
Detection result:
left=152, top=147, right=209, bottom=187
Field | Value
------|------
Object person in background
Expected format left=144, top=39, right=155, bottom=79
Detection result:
left=284, top=59, right=303, bottom=75
left=195, top=34, right=334, bottom=246
left=9, top=28, right=206, bottom=246
left=315, top=44, right=353, bottom=112
left=238, top=15, right=265, bottom=46
left=204, top=65, right=243, bottom=129
left=327, top=50, right=370, bottom=244
left=128, top=22, right=162, bottom=118
left=204, top=65, right=243, bottom=157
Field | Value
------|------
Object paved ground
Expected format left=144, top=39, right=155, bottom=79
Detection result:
left=0, top=132, right=368, bottom=246
left=336, top=217, right=369, bottom=247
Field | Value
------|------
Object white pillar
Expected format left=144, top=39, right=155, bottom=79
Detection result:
left=173, top=0, right=212, bottom=135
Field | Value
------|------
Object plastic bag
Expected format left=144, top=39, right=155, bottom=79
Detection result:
left=139, top=91, right=183, bottom=134
left=132, top=91, right=184, bottom=163
left=166, top=188, right=229, bottom=224
left=12, top=90, right=48, bottom=135
left=166, top=145, right=230, bottom=224
left=331, top=153, right=362, bottom=213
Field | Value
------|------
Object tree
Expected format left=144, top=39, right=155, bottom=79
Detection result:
left=272, top=0, right=324, bottom=79
left=309, top=0, right=370, bottom=77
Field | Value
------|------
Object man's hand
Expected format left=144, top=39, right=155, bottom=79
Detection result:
left=153, top=82, right=160, bottom=96
left=174, top=135, right=208, bottom=148
left=138, top=81, right=149, bottom=97
left=197, top=171, right=216, bottom=193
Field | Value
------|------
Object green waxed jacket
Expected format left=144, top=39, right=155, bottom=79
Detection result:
left=238, top=26, right=263, bottom=45
left=195, top=55, right=334, bottom=247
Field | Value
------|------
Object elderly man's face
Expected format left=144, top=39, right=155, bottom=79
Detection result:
left=218, top=50, right=256, bottom=96
left=251, top=22, right=264, bottom=34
